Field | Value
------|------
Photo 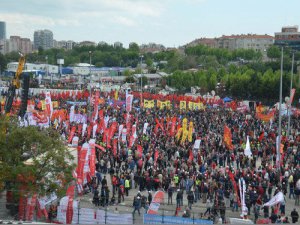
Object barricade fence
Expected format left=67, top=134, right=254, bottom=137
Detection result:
left=1, top=200, right=235, bottom=224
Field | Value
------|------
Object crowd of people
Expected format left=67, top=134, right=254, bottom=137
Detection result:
left=1, top=88, right=300, bottom=224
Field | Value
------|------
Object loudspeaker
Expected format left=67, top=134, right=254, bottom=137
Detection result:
left=249, top=101, right=255, bottom=111
left=4, top=85, right=16, bottom=114
left=18, top=73, right=30, bottom=118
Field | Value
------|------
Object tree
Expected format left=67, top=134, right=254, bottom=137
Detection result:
left=267, top=46, right=281, bottom=60
left=0, top=53, right=7, bottom=72
left=0, top=116, right=75, bottom=200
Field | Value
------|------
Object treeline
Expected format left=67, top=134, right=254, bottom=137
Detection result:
left=167, top=67, right=300, bottom=105
left=0, top=43, right=299, bottom=103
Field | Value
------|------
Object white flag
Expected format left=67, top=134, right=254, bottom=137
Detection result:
left=244, top=136, right=252, bottom=157
left=263, top=191, right=284, bottom=207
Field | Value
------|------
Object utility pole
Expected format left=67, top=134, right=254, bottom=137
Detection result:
left=287, top=51, right=295, bottom=137
left=277, top=46, right=284, bottom=168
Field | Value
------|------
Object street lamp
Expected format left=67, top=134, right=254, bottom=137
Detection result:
left=140, top=55, right=144, bottom=106
left=287, top=51, right=295, bottom=137
left=89, top=51, right=92, bottom=121
left=89, top=51, right=92, bottom=86
left=45, top=55, right=50, bottom=84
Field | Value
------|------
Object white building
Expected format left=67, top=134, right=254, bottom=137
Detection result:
left=217, top=34, right=274, bottom=52
left=7, top=62, right=58, bottom=74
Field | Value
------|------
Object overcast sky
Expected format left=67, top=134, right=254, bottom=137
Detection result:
left=1, top=0, right=300, bottom=48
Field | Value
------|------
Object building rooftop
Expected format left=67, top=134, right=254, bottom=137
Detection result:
left=221, top=34, right=274, bottom=39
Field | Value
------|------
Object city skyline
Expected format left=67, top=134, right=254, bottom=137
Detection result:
left=1, top=0, right=300, bottom=47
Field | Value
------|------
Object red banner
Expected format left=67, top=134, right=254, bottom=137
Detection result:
left=224, top=125, right=233, bottom=150
left=92, top=91, right=100, bottom=121
left=66, top=197, right=73, bottom=224
left=66, top=185, right=75, bottom=198
left=126, top=94, right=133, bottom=112
left=19, top=194, right=26, bottom=221
left=77, top=144, right=88, bottom=185
left=89, top=145, right=96, bottom=177
left=27, top=194, right=37, bottom=221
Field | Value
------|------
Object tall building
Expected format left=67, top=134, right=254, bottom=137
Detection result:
left=5, top=36, right=33, bottom=54
left=8, top=36, right=21, bottom=52
left=54, top=40, right=74, bottom=50
left=0, top=21, right=6, bottom=40
left=34, top=29, right=53, bottom=50
left=20, top=38, right=33, bottom=54
left=275, top=26, right=300, bottom=50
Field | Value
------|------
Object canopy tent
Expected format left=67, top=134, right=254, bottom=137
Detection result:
left=223, top=97, right=233, bottom=102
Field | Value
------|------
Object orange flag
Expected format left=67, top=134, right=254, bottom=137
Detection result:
left=224, top=125, right=233, bottom=150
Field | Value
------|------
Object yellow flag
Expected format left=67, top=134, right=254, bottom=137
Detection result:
left=52, top=101, right=59, bottom=108
left=188, top=122, right=193, bottom=142
left=176, top=128, right=183, bottom=140
left=166, top=101, right=171, bottom=109
left=188, top=102, right=194, bottom=110
left=181, top=129, right=189, bottom=143
left=144, top=99, right=155, bottom=108
left=114, top=90, right=118, bottom=100
left=182, top=118, right=188, bottom=131
left=157, top=100, right=161, bottom=108
left=180, top=101, right=186, bottom=110
left=41, top=100, right=46, bottom=110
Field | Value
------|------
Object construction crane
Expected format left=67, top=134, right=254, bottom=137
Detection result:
left=4, top=53, right=30, bottom=117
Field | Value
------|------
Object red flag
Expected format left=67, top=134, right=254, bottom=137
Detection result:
left=230, top=101, right=237, bottom=111
left=224, top=125, right=233, bottom=150
left=156, top=118, right=164, bottom=131
left=68, top=126, right=76, bottom=143
left=170, top=117, right=177, bottom=136
left=258, top=132, right=264, bottom=142
left=154, top=150, right=159, bottom=164
left=107, top=121, right=118, bottom=147
left=137, top=145, right=143, bottom=158
left=113, top=139, right=118, bottom=157
left=228, top=170, right=240, bottom=206
left=87, top=124, right=92, bottom=140
left=189, top=150, right=194, bottom=161
left=94, top=143, right=106, bottom=152
left=290, top=88, right=296, bottom=104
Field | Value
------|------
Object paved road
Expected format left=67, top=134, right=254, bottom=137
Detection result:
left=76, top=172, right=298, bottom=224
